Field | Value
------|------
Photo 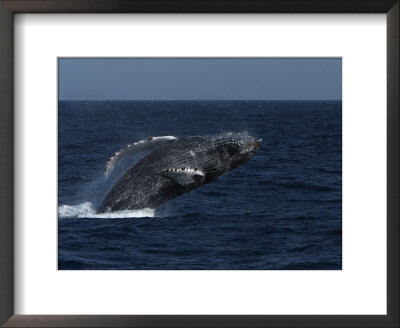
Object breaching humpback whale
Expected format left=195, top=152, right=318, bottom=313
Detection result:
left=99, top=133, right=261, bottom=212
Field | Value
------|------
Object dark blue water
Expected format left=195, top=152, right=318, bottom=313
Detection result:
left=58, top=100, right=342, bottom=270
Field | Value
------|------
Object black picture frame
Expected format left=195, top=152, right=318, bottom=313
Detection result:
left=0, top=1, right=398, bottom=327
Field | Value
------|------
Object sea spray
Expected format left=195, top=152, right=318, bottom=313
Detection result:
left=58, top=202, right=155, bottom=219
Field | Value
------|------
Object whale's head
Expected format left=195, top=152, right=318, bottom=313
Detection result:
left=224, top=133, right=261, bottom=169
left=212, top=133, right=262, bottom=170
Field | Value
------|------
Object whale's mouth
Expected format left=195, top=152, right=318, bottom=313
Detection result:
left=248, top=138, right=262, bottom=148
left=248, top=141, right=258, bottom=147
left=247, top=137, right=262, bottom=154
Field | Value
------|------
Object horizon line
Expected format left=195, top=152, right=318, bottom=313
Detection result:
left=58, top=99, right=342, bottom=102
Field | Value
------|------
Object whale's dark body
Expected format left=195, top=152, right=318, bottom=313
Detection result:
left=99, top=133, right=261, bottom=212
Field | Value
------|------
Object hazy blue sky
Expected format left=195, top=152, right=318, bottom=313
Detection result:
left=58, top=58, right=341, bottom=100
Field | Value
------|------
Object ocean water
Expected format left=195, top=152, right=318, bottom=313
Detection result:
left=58, top=100, right=342, bottom=270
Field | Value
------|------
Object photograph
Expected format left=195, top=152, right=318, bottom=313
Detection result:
left=58, top=58, right=342, bottom=270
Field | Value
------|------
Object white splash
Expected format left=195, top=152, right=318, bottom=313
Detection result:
left=58, top=202, right=155, bottom=219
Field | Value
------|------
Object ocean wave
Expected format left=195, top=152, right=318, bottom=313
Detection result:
left=58, top=202, right=155, bottom=219
left=275, top=181, right=339, bottom=192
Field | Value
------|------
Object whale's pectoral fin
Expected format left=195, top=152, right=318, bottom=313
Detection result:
left=105, top=136, right=177, bottom=175
left=160, top=168, right=205, bottom=187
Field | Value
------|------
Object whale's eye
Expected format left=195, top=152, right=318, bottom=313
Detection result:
left=226, top=144, right=239, bottom=157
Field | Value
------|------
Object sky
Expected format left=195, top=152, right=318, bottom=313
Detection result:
left=58, top=58, right=341, bottom=101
